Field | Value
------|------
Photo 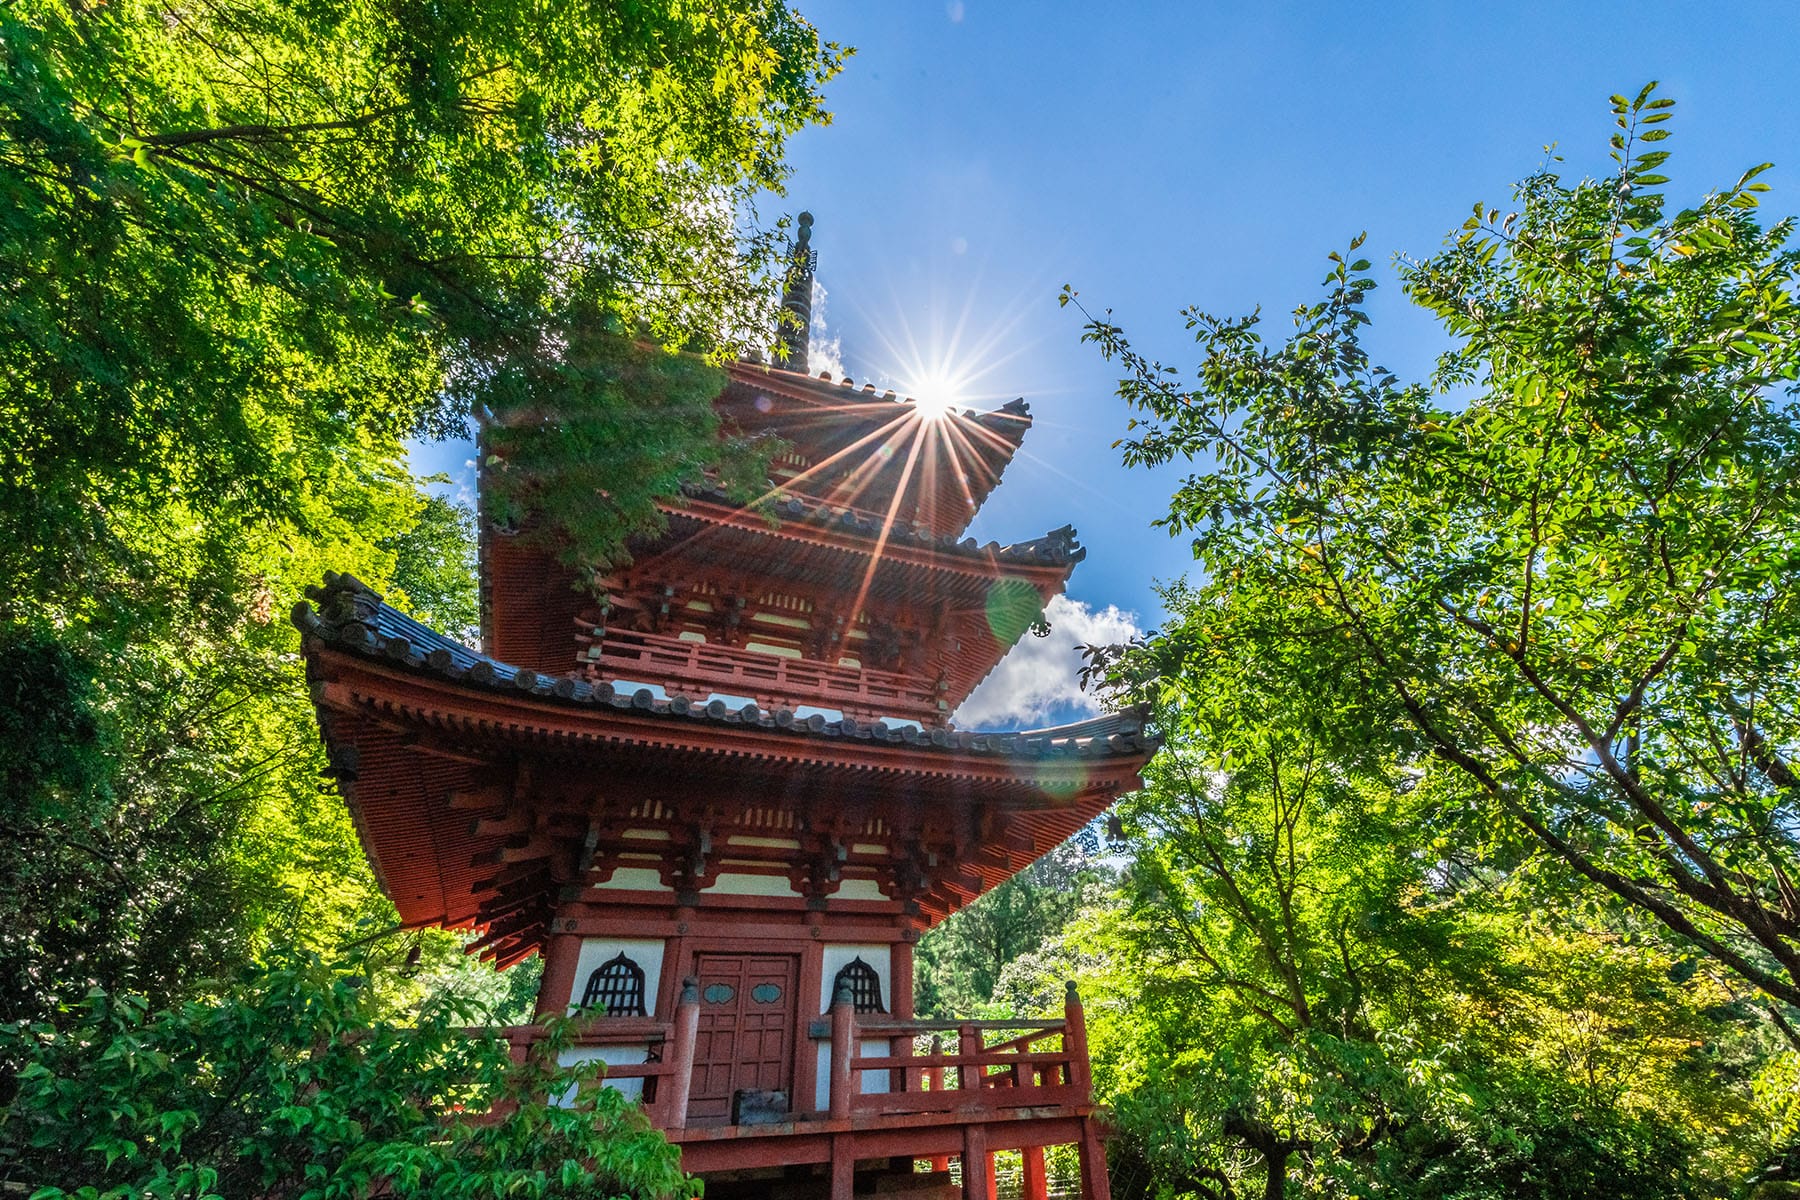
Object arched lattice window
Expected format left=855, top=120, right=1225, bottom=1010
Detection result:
left=831, top=956, right=885, bottom=1014
left=580, top=953, right=647, bottom=1016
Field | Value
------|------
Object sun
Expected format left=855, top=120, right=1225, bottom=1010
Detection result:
left=909, top=389, right=960, bottom=421
left=903, top=370, right=970, bottom=421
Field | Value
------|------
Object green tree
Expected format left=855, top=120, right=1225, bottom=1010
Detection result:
left=0, top=0, right=843, bottom=1023
left=3, top=0, right=843, bottom=624
left=1071, top=83, right=1800, bottom=1011
left=1021, top=688, right=1753, bottom=1199
left=380, top=495, right=481, bottom=642
left=914, top=840, right=1106, bottom=1018
left=0, top=956, right=691, bottom=1199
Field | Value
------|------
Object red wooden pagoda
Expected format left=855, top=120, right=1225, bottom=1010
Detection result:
left=296, top=217, right=1157, bottom=1199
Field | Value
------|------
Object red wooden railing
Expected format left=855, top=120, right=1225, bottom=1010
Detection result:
left=819, top=981, right=1095, bottom=1120
left=574, top=626, right=944, bottom=724
left=502, top=1012, right=689, bottom=1128
left=504, top=981, right=1107, bottom=1199
left=503, top=980, right=1095, bottom=1132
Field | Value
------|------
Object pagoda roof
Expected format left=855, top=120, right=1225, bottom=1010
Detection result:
left=679, top=484, right=1083, bottom=568
left=719, top=363, right=1032, bottom=539
left=300, top=573, right=1153, bottom=765
left=296, top=573, right=1159, bottom=958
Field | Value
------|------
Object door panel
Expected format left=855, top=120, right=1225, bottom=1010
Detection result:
left=688, top=952, right=798, bottom=1124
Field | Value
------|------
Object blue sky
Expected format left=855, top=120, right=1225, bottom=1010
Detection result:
left=774, top=0, right=1800, bottom=727
left=418, top=1, right=1800, bottom=729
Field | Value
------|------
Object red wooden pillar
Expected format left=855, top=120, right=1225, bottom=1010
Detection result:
left=961, top=1123, right=993, bottom=1200
left=828, top=982, right=856, bottom=1121
left=890, top=937, right=916, bottom=1095
left=1066, top=982, right=1110, bottom=1200
left=892, top=938, right=915, bottom=1018
left=1022, top=1145, right=1048, bottom=1200
left=533, top=930, right=582, bottom=1019
left=1078, top=1119, right=1111, bottom=1200
left=796, top=941, right=824, bottom=1112
left=830, top=1135, right=855, bottom=1200
left=664, top=977, right=700, bottom=1131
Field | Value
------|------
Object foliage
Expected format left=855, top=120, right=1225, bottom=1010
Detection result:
left=2, top=0, right=844, bottom=620
left=1036, top=717, right=1757, bottom=1200
left=1049, top=84, right=1800, bottom=1195
left=0, top=500, right=486, bottom=1026
left=380, top=495, right=481, bottom=642
left=481, top=334, right=771, bottom=574
left=914, top=839, right=1109, bottom=1018
left=0, top=627, right=285, bottom=1023
left=0, top=0, right=840, bottom=1184
left=0, top=956, right=692, bottom=1199
left=0, top=0, right=843, bottom=1031
left=1071, top=82, right=1800, bottom=1010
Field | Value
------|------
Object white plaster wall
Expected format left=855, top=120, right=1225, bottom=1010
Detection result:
left=704, top=871, right=801, bottom=898
left=593, top=866, right=671, bottom=892
left=833, top=877, right=887, bottom=901
left=556, top=1044, right=648, bottom=1102
left=728, top=835, right=802, bottom=850
left=567, top=937, right=667, bottom=1016
left=813, top=944, right=893, bottom=1103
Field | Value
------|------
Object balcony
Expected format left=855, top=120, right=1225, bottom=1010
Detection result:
left=506, top=983, right=1110, bottom=1200
left=576, top=627, right=945, bottom=726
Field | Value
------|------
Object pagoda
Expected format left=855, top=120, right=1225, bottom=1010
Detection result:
left=295, top=215, right=1157, bottom=1200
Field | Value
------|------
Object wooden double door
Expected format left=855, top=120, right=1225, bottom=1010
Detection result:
left=687, top=951, right=799, bottom=1124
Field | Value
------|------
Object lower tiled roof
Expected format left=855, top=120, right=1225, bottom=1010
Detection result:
left=295, top=572, right=1158, bottom=762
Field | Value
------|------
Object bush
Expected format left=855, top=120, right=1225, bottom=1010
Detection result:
left=0, top=955, right=693, bottom=1200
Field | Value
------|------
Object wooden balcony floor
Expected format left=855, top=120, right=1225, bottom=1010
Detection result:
left=668, top=1105, right=1098, bottom=1179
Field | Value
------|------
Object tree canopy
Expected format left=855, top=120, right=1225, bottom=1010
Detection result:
left=1043, top=82, right=1800, bottom=1199
left=1, top=1, right=841, bottom=1192
left=2, top=0, right=843, bottom=623
left=1074, top=81, right=1800, bottom=1010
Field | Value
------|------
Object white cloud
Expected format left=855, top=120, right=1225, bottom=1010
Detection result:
left=807, top=278, right=846, bottom=380
left=953, top=594, right=1142, bottom=730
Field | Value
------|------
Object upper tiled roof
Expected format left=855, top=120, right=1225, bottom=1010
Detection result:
left=677, top=483, right=1086, bottom=569
left=719, top=365, right=1034, bottom=540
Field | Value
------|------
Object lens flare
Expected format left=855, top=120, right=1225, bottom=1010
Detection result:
left=910, top=390, right=959, bottom=421
left=902, top=368, right=971, bottom=421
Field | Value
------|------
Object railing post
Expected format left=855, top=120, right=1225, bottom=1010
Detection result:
left=925, top=1033, right=950, bottom=1171
left=957, top=1023, right=980, bottom=1093
left=663, top=977, right=700, bottom=1131
left=1064, top=980, right=1092, bottom=1097
left=892, top=1025, right=914, bottom=1095
left=829, top=980, right=856, bottom=1120
left=1066, top=981, right=1112, bottom=1200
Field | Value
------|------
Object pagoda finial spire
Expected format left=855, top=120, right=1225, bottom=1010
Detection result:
left=778, top=211, right=816, bottom=372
